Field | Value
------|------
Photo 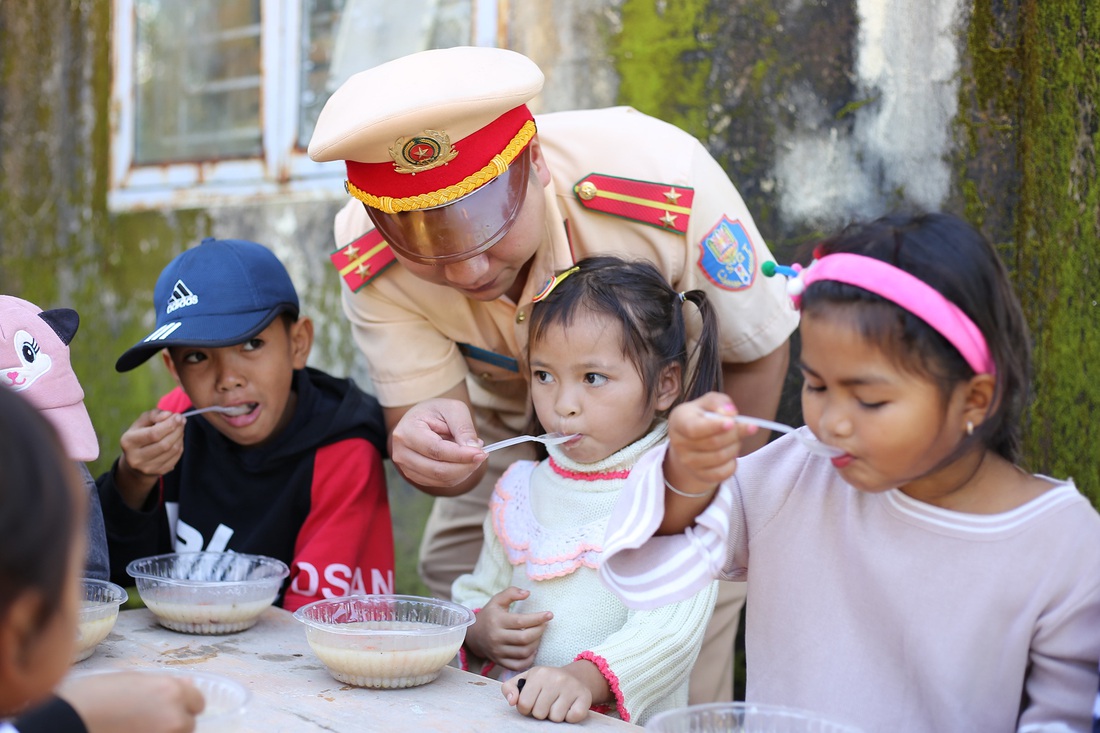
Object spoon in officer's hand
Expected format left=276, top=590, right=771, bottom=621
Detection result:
left=482, top=432, right=580, bottom=453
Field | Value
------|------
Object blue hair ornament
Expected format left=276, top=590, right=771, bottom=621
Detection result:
left=762, top=259, right=807, bottom=306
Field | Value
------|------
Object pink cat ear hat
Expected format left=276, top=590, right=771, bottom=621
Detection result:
left=0, top=295, right=99, bottom=462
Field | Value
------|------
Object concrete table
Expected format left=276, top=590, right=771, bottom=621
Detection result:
left=71, top=607, right=643, bottom=732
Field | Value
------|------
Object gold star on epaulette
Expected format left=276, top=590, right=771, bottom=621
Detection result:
left=344, top=243, right=360, bottom=261
left=659, top=211, right=678, bottom=228
left=664, top=188, right=682, bottom=204
left=356, top=262, right=371, bottom=278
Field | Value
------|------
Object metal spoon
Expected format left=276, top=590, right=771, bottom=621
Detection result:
left=482, top=432, right=580, bottom=453
left=180, top=404, right=252, bottom=418
left=705, top=412, right=846, bottom=458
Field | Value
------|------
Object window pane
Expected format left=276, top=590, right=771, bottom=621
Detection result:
left=298, top=0, right=473, bottom=150
left=134, top=0, right=262, bottom=164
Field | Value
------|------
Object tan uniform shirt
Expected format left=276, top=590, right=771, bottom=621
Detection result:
left=335, top=106, right=799, bottom=428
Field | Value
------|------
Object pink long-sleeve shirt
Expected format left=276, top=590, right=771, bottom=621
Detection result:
left=600, top=433, right=1100, bottom=733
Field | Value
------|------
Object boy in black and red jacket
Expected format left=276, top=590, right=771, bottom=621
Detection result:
left=97, top=238, right=393, bottom=611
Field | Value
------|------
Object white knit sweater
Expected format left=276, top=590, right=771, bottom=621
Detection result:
left=452, top=423, right=718, bottom=725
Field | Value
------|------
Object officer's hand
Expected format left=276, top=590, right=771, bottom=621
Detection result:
left=390, top=398, right=487, bottom=495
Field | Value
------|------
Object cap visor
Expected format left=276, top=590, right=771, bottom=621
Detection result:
left=115, top=305, right=295, bottom=372
left=41, top=402, right=99, bottom=462
left=367, top=147, right=531, bottom=265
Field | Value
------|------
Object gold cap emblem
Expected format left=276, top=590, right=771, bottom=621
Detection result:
left=389, top=130, right=459, bottom=174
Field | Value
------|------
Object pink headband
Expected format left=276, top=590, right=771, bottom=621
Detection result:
left=765, top=253, right=995, bottom=375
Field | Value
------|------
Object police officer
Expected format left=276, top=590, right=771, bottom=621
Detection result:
left=308, top=46, right=798, bottom=705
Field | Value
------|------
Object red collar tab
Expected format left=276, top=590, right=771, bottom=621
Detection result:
left=330, top=229, right=396, bottom=291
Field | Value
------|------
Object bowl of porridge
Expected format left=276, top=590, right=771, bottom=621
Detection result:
left=74, top=578, right=128, bottom=662
left=294, top=595, right=475, bottom=688
left=126, top=552, right=288, bottom=634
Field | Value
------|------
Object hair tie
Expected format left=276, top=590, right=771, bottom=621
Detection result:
left=532, top=265, right=580, bottom=303
left=762, top=254, right=995, bottom=375
left=677, top=291, right=687, bottom=303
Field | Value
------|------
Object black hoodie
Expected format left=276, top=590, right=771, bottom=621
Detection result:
left=97, top=367, right=394, bottom=611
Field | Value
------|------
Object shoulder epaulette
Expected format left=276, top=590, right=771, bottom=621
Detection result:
left=573, top=173, right=694, bottom=234
left=330, top=229, right=396, bottom=292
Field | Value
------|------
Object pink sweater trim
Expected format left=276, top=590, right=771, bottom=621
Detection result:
left=548, top=458, right=630, bottom=482
left=575, top=650, right=630, bottom=723
left=491, top=470, right=603, bottom=580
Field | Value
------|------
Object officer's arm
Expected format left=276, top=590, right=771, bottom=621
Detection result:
left=383, top=381, right=489, bottom=497
left=721, top=340, right=790, bottom=455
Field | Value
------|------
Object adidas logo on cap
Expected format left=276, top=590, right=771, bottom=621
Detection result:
left=165, top=280, right=199, bottom=315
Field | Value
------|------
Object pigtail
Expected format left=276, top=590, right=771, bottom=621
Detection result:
left=678, top=289, right=722, bottom=402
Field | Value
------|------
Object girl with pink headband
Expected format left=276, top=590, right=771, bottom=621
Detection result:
left=598, top=212, right=1100, bottom=732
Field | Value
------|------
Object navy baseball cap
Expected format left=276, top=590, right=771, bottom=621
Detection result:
left=115, top=238, right=300, bottom=372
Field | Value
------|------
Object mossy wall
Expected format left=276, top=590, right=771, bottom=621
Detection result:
left=1012, top=0, right=1099, bottom=500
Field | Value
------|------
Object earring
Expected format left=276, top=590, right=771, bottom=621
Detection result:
left=966, top=421, right=974, bottom=436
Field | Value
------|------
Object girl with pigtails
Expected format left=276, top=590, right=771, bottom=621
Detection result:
left=452, top=256, right=722, bottom=726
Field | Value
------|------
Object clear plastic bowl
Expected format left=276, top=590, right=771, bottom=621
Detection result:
left=646, top=702, right=864, bottom=732
left=294, top=594, right=476, bottom=689
left=74, top=578, right=128, bottom=662
left=62, top=669, right=250, bottom=733
left=126, top=552, right=289, bottom=634
left=183, top=670, right=251, bottom=733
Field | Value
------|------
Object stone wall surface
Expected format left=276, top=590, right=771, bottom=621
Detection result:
left=0, top=1, right=1096, bottom=509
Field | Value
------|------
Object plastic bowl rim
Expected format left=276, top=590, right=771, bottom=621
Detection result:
left=80, top=577, right=129, bottom=607
left=125, top=551, right=290, bottom=585
left=646, top=701, right=864, bottom=732
left=65, top=668, right=251, bottom=718
left=293, top=593, right=476, bottom=635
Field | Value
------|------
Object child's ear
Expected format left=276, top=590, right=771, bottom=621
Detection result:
left=288, top=317, right=314, bottom=370
left=0, top=591, right=50, bottom=711
left=961, top=372, right=996, bottom=430
left=654, top=363, right=682, bottom=413
left=161, top=350, right=182, bottom=386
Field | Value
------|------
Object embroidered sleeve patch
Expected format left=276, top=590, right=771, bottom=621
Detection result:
left=697, top=216, right=757, bottom=291
left=573, top=173, right=693, bottom=234
left=329, top=229, right=396, bottom=292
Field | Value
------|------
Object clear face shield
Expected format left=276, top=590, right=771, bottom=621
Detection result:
left=366, top=147, right=533, bottom=265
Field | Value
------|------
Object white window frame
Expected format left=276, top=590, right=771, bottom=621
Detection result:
left=108, top=0, right=499, bottom=211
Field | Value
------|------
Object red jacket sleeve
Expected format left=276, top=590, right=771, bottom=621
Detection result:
left=156, top=387, right=192, bottom=412
left=282, top=438, right=394, bottom=612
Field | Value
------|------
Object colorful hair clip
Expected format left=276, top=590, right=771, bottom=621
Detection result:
left=532, top=265, right=580, bottom=303
left=761, top=260, right=807, bottom=305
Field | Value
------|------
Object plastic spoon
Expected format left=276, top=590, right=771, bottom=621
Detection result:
left=482, top=432, right=580, bottom=453
left=180, top=405, right=252, bottom=418
left=704, top=412, right=846, bottom=458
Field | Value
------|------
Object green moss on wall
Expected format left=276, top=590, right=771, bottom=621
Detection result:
left=0, top=0, right=221, bottom=477
left=612, top=0, right=717, bottom=139
left=955, top=0, right=1098, bottom=502
left=1015, top=0, right=1100, bottom=500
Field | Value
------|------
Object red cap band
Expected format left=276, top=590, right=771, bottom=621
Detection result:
left=345, top=105, right=536, bottom=213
